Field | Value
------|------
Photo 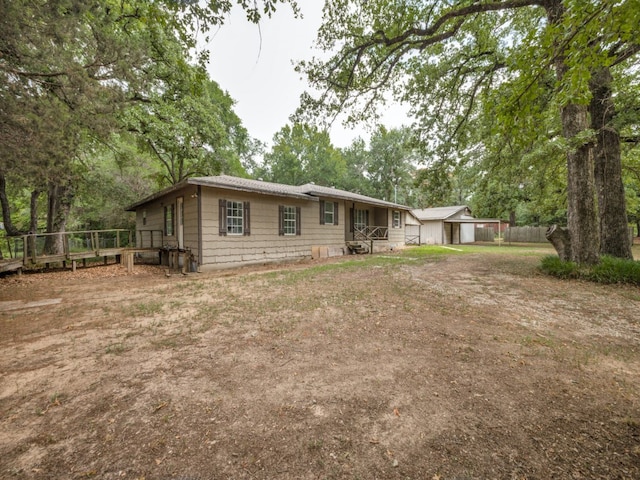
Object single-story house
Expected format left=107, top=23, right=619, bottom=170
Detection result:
left=410, top=206, right=500, bottom=245
left=126, top=175, right=412, bottom=271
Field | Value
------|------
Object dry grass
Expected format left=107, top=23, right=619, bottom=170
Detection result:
left=1, top=246, right=639, bottom=479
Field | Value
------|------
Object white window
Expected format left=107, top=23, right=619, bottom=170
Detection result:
left=393, top=211, right=401, bottom=228
left=324, top=201, right=335, bottom=225
left=219, top=199, right=250, bottom=236
left=284, top=206, right=296, bottom=235
left=279, top=205, right=301, bottom=236
left=227, top=200, right=244, bottom=235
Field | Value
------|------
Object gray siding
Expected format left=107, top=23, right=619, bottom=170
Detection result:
left=199, top=190, right=345, bottom=270
left=133, top=185, right=408, bottom=270
left=388, top=210, right=405, bottom=246
left=135, top=186, right=199, bottom=254
left=420, top=221, right=444, bottom=245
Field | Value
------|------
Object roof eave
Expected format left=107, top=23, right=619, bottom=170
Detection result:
left=125, top=179, right=192, bottom=211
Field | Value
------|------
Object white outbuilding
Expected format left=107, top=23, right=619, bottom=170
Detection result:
left=410, top=206, right=500, bottom=245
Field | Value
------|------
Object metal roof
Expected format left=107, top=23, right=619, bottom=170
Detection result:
left=297, top=183, right=410, bottom=210
left=411, top=206, right=470, bottom=221
left=444, top=218, right=501, bottom=224
left=126, top=175, right=411, bottom=211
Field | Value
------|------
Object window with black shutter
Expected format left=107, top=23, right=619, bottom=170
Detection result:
left=219, top=199, right=250, bottom=236
left=279, top=205, right=300, bottom=236
left=320, top=200, right=339, bottom=225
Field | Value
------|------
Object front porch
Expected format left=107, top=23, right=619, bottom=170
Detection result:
left=347, top=225, right=390, bottom=254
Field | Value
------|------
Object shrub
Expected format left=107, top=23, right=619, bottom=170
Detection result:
left=540, top=255, right=580, bottom=279
left=587, top=256, right=640, bottom=285
left=540, top=255, right=640, bottom=285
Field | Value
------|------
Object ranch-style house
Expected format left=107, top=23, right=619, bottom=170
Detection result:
left=126, top=175, right=412, bottom=271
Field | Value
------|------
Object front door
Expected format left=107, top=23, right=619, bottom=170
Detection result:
left=176, top=196, right=184, bottom=249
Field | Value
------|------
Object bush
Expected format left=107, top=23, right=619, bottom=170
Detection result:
left=587, top=256, right=640, bottom=285
left=540, top=255, right=640, bottom=285
left=540, top=255, right=580, bottom=279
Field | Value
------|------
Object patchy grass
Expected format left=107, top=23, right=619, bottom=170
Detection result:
left=2, top=249, right=640, bottom=479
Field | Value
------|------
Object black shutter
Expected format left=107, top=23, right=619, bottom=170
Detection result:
left=319, top=200, right=325, bottom=225
left=164, top=206, right=168, bottom=235
left=218, top=199, right=227, bottom=236
left=296, top=206, right=301, bottom=235
left=350, top=207, right=354, bottom=233
left=334, top=202, right=339, bottom=225
left=400, top=211, right=403, bottom=228
left=278, top=205, right=285, bottom=236
left=243, top=202, right=251, bottom=236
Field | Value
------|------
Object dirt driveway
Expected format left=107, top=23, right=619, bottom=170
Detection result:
left=1, top=247, right=639, bottom=479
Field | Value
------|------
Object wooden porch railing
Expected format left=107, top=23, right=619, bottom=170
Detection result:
left=136, top=229, right=164, bottom=248
left=0, top=229, right=172, bottom=274
left=0, top=229, right=133, bottom=268
left=354, top=226, right=389, bottom=241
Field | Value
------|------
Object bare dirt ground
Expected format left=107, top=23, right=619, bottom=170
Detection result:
left=1, top=247, right=639, bottom=479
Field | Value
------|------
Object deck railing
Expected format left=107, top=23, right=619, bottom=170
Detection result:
left=2, top=229, right=133, bottom=264
left=136, top=229, right=164, bottom=248
left=354, top=226, right=389, bottom=241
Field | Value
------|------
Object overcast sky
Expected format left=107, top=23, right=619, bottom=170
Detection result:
left=204, top=1, right=408, bottom=149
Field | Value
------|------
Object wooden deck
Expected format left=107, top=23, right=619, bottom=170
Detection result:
left=0, top=258, right=24, bottom=274
left=0, top=229, right=186, bottom=274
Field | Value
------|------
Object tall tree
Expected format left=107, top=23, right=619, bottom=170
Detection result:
left=260, top=123, right=347, bottom=187
left=366, top=126, right=417, bottom=204
left=340, top=137, right=373, bottom=196
left=0, top=0, right=297, bottom=244
left=124, top=71, right=249, bottom=186
left=299, top=0, right=640, bottom=264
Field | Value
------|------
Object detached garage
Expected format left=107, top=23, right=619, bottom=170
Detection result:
left=411, top=206, right=500, bottom=245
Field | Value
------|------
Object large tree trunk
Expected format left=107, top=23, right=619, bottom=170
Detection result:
left=561, top=104, right=600, bottom=264
left=0, top=172, right=25, bottom=237
left=44, top=183, right=73, bottom=255
left=26, top=189, right=41, bottom=260
left=589, top=66, right=633, bottom=260
left=545, top=0, right=599, bottom=264
left=29, top=190, right=40, bottom=234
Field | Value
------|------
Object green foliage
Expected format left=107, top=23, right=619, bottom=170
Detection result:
left=588, top=256, right=640, bottom=285
left=540, top=255, right=580, bottom=279
left=259, top=123, right=347, bottom=187
left=366, top=126, right=417, bottom=204
left=72, top=135, right=156, bottom=230
left=123, top=71, right=250, bottom=187
left=298, top=0, right=640, bottom=263
left=541, top=255, right=640, bottom=285
left=339, top=137, right=373, bottom=195
left=0, top=0, right=287, bottom=233
left=257, top=123, right=420, bottom=205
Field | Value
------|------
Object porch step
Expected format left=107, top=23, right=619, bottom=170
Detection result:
left=346, top=241, right=370, bottom=254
